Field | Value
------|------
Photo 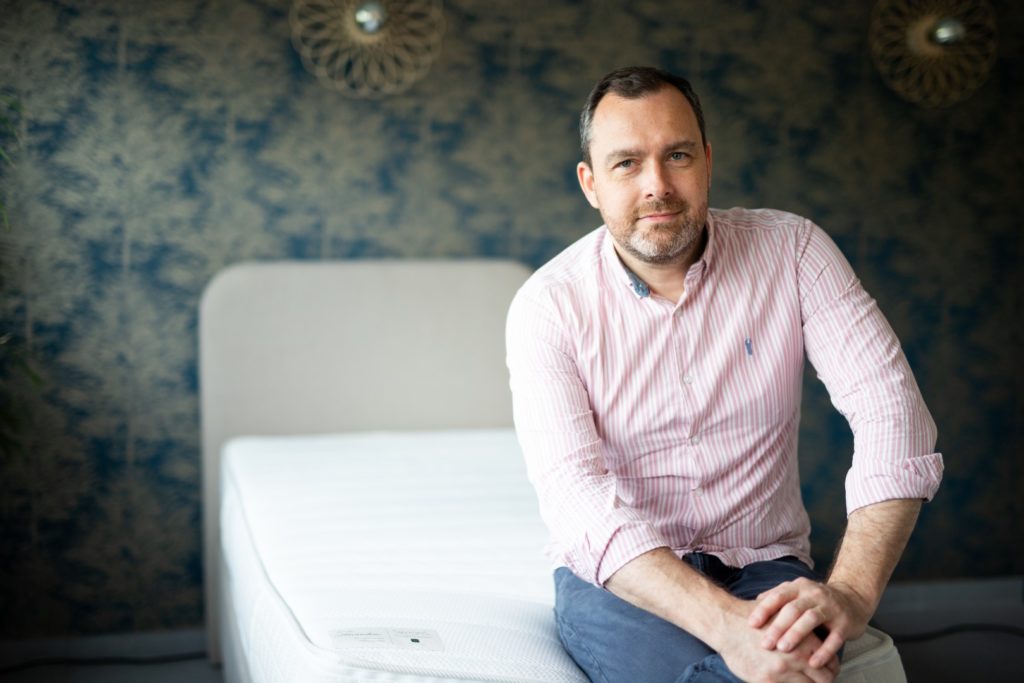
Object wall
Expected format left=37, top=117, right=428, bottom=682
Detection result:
left=1, top=0, right=1021, bottom=637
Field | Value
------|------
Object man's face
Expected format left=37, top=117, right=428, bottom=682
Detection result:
left=578, top=86, right=712, bottom=266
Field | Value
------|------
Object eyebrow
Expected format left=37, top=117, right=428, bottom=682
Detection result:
left=603, top=139, right=700, bottom=165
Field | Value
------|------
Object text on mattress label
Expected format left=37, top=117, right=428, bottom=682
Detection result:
left=330, top=628, right=444, bottom=652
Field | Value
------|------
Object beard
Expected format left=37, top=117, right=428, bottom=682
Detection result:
left=607, top=197, right=708, bottom=265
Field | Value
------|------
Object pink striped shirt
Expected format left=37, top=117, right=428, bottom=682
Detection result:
left=506, top=207, right=943, bottom=586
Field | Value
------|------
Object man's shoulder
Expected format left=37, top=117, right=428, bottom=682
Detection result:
left=709, top=208, right=817, bottom=266
left=710, top=206, right=810, bottom=236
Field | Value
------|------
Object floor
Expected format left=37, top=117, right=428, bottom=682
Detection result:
left=2, top=577, right=1021, bottom=682
left=0, top=630, right=223, bottom=683
left=4, top=639, right=1024, bottom=682
left=0, top=659, right=223, bottom=683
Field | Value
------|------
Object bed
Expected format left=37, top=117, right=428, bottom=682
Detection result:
left=199, top=259, right=906, bottom=682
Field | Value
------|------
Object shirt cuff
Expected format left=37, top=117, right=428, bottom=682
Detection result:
left=593, top=522, right=669, bottom=586
left=845, top=451, right=944, bottom=515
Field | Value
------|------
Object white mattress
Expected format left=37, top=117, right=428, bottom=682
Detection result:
left=219, top=429, right=904, bottom=683
left=221, top=429, right=588, bottom=682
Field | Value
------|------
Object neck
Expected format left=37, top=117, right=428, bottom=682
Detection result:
left=614, top=227, right=707, bottom=302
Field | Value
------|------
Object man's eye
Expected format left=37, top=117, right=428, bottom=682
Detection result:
left=670, top=152, right=689, bottom=161
left=616, top=159, right=634, bottom=169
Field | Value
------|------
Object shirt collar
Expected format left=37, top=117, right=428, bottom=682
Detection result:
left=601, top=230, right=648, bottom=297
left=601, top=211, right=718, bottom=300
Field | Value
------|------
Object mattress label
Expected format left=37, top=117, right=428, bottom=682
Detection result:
left=330, top=628, right=444, bottom=652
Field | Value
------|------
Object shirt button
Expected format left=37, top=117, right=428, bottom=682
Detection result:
left=692, top=487, right=703, bottom=497
left=682, top=374, right=694, bottom=385
left=690, top=435, right=702, bottom=445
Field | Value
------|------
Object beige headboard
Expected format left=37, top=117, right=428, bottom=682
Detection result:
left=198, top=259, right=532, bottom=663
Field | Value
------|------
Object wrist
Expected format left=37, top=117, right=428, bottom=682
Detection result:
left=826, top=578, right=876, bottom=623
left=699, top=595, right=751, bottom=652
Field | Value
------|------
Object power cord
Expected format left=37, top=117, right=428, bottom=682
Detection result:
left=0, top=650, right=206, bottom=676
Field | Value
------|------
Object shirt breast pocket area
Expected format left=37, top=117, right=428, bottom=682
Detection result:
left=723, top=336, right=801, bottom=428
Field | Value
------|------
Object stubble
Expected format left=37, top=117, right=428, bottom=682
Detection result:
left=612, top=198, right=708, bottom=265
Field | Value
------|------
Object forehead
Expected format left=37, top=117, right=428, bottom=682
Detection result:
left=589, top=86, right=701, bottom=152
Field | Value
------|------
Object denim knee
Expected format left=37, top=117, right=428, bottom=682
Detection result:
left=677, top=654, right=743, bottom=683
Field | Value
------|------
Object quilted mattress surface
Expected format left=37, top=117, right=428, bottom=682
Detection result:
left=220, top=429, right=904, bottom=682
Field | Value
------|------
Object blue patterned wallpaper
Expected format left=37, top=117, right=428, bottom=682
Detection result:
left=1, top=0, right=1021, bottom=637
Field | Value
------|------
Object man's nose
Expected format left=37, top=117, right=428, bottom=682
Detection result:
left=643, top=162, right=673, bottom=198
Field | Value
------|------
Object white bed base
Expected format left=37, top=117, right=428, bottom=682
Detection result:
left=200, top=260, right=532, bottom=666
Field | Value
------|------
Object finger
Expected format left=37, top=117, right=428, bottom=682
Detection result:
left=806, top=660, right=837, bottom=683
left=826, top=654, right=841, bottom=677
left=795, top=643, right=837, bottom=683
left=809, top=630, right=846, bottom=669
left=749, top=589, right=786, bottom=626
left=760, top=601, right=808, bottom=649
left=755, top=584, right=783, bottom=601
left=777, top=608, right=827, bottom=652
left=748, top=585, right=797, bottom=627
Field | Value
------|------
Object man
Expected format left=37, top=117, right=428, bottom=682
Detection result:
left=506, top=66, right=943, bottom=683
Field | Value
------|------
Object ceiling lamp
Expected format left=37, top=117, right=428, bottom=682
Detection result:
left=869, top=0, right=998, bottom=108
left=291, top=0, right=445, bottom=98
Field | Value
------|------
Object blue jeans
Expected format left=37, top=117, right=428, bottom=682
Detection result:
left=553, top=554, right=821, bottom=683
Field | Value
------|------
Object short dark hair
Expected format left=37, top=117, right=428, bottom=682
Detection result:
left=580, top=66, right=707, bottom=166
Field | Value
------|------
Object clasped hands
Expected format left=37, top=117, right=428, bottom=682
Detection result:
left=731, top=578, right=873, bottom=682
left=720, top=577, right=872, bottom=683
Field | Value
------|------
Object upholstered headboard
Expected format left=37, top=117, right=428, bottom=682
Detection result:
left=198, top=259, right=532, bottom=663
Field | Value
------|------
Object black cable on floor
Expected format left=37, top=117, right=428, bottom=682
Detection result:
left=0, top=650, right=207, bottom=676
left=885, top=623, right=1024, bottom=644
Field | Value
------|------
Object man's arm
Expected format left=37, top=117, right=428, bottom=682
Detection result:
left=607, top=548, right=840, bottom=683
left=506, top=286, right=668, bottom=585
left=748, top=498, right=921, bottom=668
left=748, top=221, right=942, bottom=668
left=606, top=548, right=745, bottom=638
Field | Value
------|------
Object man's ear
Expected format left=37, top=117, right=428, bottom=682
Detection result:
left=577, top=161, right=600, bottom=209
left=705, top=142, right=713, bottom=189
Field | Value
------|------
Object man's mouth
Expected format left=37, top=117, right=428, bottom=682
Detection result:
left=639, top=210, right=681, bottom=221
left=637, top=201, right=686, bottom=221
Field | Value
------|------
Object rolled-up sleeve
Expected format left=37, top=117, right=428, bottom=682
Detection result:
left=797, top=221, right=943, bottom=514
left=506, top=286, right=667, bottom=585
